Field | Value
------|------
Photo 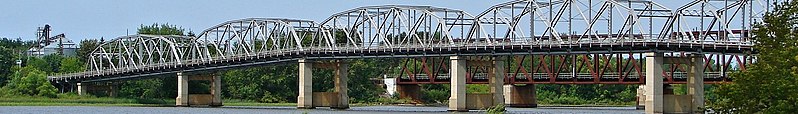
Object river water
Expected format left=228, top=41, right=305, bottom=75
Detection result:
left=0, top=106, right=643, bottom=114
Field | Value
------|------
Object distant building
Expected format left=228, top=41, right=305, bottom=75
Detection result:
left=26, top=24, right=77, bottom=57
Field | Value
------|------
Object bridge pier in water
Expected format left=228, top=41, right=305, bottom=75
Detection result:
left=175, top=72, right=223, bottom=107
left=448, top=56, right=506, bottom=112
left=504, top=84, right=537, bottom=108
left=644, top=53, right=706, bottom=114
left=297, top=59, right=349, bottom=109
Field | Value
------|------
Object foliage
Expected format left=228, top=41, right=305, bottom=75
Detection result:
left=137, top=23, right=186, bottom=35
left=420, top=84, right=449, bottom=104
left=76, top=39, right=99, bottom=61
left=535, top=84, right=636, bottom=105
left=1, top=66, right=57, bottom=98
left=486, top=104, right=506, bottom=114
left=709, top=0, right=798, bottom=113
left=0, top=47, right=15, bottom=86
left=58, top=57, right=84, bottom=73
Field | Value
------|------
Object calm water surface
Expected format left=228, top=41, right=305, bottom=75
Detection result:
left=0, top=106, right=643, bottom=114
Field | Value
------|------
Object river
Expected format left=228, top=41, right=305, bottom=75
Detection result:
left=0, top=106, right=643, bottom=114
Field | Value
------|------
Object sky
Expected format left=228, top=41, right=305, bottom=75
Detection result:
left=0, top=0, right=505, bottom=41
left=0, top=0, right=774, bottom=42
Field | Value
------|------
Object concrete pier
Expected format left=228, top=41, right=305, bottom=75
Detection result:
left=688, top=55, right=705, bottom=113
left=77, top=83, right=86, bottom=96
left=448, top=56, right=467, bottom=111
left=504, top=84, right=537, bottom=108
left=332, top=61, right=349, bottom=109
left=176, top=72, right=189, bottom=106
left=489, top=58, right=505, bottom=106
left=211, top=75, right=223, bottom=106
left=645, top=52, right=663, bottom=114
left=297, top=59, right=314, bottom=109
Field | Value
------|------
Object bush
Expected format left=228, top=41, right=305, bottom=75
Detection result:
left=486, top=104, right=506, bottom=114
left=3, top=66, right=57, bottom=98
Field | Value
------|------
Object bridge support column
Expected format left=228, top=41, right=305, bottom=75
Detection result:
left=504, top=84, right=536, bottom=108
left=448, top=56, right=467, bottom=112
left=332, top=61, right=349, bottom=109
left=77, top=83, right=87, bottom=96
left=645, top=52, right=664, bottom=114
left=636, top=85, right=646, bottom=110
left=688, top=55, right=705, bottom=113
left=297, top=59, right=314, bottom=109
left=397, top=84, right=422, bottom=103
left=176, top=72, right=189, bottom=107
left=210, top=75, right=223, bottom=107
left=489, top=57, right=505, bottom=106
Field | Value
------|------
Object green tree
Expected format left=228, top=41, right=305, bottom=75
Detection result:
left=0, top=38, right=29, bottom=86
left=76, top=39, right=99, bottom=62
left=0, top=47, right=15, bottom=86
left=1, top=66, right=57, bottom=98
left=59, top=57, right=84, bottom=73
left=709, top=0, right=798, bottom=113
left=137, top=23, right=186, bottom=35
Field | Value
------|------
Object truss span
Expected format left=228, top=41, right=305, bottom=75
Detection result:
left=48, top=1, right=777, bottom=83
left=87, top=35, right=191, bottom=72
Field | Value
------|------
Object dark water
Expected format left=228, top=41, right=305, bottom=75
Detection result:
left=0, top=106, right=643, bottom=114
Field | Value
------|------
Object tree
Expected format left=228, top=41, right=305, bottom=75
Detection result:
left=76, top=39, right=99, bottom=62
left=1, top=66, right=57, bottom=98
left=709, top=0, right=798, bottom=113
left=0, top=38, right=29, bottom=86
left=137, top=23, right=186, bottom=35
left=59, top=57, right=84, bottom=73
left=0, top=47, right=15, bottom=86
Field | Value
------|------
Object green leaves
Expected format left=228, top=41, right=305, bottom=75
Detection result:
left=709, top=0, right=798, bottom=113
left=1, top=66, right=57, bottom=98
left=137, top=23, right=186, bottom=35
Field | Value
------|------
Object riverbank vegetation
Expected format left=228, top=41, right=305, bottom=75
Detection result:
left=2, top=4, right=798, bottom=113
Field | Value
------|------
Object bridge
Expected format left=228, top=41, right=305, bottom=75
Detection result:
left=48, top=0, right=773, bottom=113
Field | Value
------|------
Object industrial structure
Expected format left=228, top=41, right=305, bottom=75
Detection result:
left=26, top=24, right=78, bottom=57
left=48, top=0, right=776, bottom=113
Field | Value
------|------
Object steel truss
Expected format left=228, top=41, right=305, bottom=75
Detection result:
left=50, top=0, right=778, bottom=83
left=395, top=52, right=752, bottom=84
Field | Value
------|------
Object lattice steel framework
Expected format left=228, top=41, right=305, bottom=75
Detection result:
left=50, top=1, right=778, bottom=83
left=318, top=5, right=476, bottom=49
left=87, top=35, right=191, bottom=72
left=188, top=18, right=319, bottom=62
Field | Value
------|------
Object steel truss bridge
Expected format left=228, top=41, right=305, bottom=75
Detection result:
left=49, top=0, right=774, bottom=86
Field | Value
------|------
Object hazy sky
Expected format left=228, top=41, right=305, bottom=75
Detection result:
left=0, top=0, right=506, bottom=41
